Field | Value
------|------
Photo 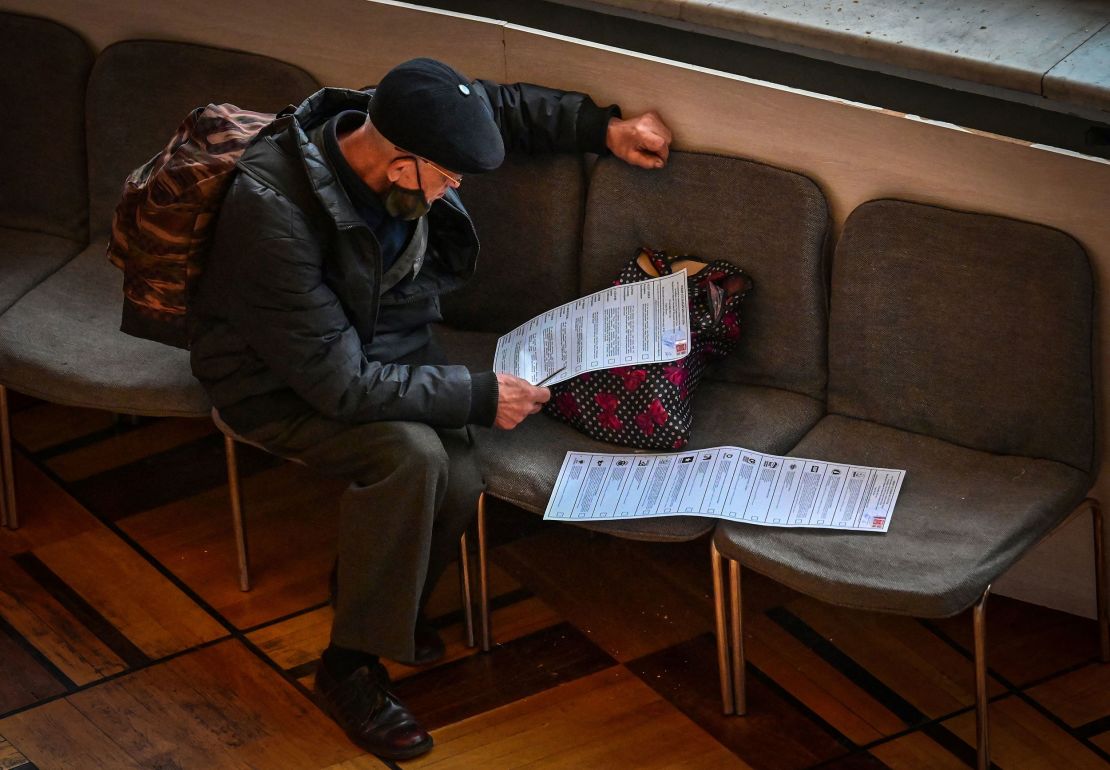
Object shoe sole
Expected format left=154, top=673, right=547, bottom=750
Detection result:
left=347, top=730, right=434, bottom=761
left=314, top=688, right=434, bottom=761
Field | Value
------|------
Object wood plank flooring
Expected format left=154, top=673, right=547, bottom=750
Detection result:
left=0, top=397, right=1107, bottom=769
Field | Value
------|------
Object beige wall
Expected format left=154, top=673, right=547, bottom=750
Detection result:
left=3, top=0, right=1107, bottom=617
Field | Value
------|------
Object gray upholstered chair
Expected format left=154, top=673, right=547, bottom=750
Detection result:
left=438, top=152, right=591, bottom=648
left=438, top=150, right=831, bottom=650
left=0, top=13, right=93, bottom=527
left=711, top=199, right=1106, bottom=770
left=0, top=40, right=318, bottom=590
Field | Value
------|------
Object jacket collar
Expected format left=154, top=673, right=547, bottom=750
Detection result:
left=238, top=87, right=481, bottom=299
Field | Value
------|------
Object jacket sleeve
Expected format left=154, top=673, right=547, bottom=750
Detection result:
left=474, top=80, right=620, bottom=156
left=212, top=178, right=481, bottom=426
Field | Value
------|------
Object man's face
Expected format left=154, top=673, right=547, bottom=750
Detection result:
left=397, top=156, right=461, bottom=203
left=384, top=155, right=462, bottom=220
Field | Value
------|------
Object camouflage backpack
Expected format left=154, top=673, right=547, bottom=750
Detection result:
left=107, top=103, right=289, bottom=349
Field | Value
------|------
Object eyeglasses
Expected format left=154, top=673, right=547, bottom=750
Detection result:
left=418, top=157, right=463, bottom=187
left=394, top=147, right=462, bottom=187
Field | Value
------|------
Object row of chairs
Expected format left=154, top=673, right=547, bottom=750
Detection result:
left=0, top=17, right=316, bottom=589
left=1, top=13, right=1106, bottom=770
left=450, top=145, right=1109, bottom=770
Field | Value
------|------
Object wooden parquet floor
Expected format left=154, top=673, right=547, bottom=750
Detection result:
left=1, top=393, right=1107, bottom=769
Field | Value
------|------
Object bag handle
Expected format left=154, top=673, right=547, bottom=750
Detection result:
left=636, top=247, right=710, bottom=278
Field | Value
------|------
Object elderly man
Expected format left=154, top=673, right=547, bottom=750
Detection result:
left=189, top=58, right=671, bottom=759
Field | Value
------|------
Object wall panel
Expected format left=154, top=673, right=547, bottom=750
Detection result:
left=0, top=0, right=508, bottom=86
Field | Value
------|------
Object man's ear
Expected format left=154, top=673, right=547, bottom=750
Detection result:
left=385, top=159, right=407, bottom=184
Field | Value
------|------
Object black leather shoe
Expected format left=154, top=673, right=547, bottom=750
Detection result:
left=314, top=661, right=433, bottom=760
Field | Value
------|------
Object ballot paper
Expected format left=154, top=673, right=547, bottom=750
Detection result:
left=544, top=448, right=906, bottom=532
left=493, top=271, right=691, bottom=387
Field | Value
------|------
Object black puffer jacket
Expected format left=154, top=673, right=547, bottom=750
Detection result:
left=190, top=84, right=617, bottom=433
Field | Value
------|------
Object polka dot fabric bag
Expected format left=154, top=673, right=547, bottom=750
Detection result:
left=542, top=247, right=753, bottom=450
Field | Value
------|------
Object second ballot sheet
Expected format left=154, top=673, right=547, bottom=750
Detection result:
left=544, top=447, right=906, bottom=532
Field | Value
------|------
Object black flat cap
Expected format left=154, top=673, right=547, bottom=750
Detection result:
left=369, top=58, right=505, bottom=174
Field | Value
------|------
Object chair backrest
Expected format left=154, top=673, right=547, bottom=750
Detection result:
left=86, top=39, right=320, bottom=238
left=581, top=151, right=830, bottom=401
left=443, top=153, right=587, bottom=332
left=829, top=199, right=1094, bottom=473
left=0, top=12, right=92, bottom=241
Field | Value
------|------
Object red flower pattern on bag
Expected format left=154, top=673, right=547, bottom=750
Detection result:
left=723, top=311, right=740, bottom=340
left=663, top=363, right=687, bottom=388
left=634, top=398, right=669, bottom=436
left=598, top=410, right=623, bottom=431
left=645, top=398, right=668, bottom=425
left=555, top=392, right=580, bottom=418
left=612, top=366, right=647, bottom=391
left=595, top=392, right=620, bottom=411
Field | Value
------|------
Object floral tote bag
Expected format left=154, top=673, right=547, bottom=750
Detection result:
left=542, top=247, right=753, bottom=450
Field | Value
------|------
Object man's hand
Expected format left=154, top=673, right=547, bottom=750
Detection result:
left=494, top=373, right=551, bottom=430
left=606, top=111, right=673, bottom=169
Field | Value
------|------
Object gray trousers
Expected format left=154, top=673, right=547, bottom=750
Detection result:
left=239, top=413, right=484, bottom=662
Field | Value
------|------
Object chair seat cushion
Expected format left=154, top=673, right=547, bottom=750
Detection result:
left=436, top=325, right=825, bottom=542
left=0, top=243, right=209, bottom=416
left=0, top=227, right=84, bottom=315
left=713, top=414, right=1091, bottom=617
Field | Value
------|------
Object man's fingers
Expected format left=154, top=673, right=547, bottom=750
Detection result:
left=636, top=143, right=667, bottom=168
left=607, top=113, right=674, bottom=170
left=642, top=132, right=667, bottom=153
left=534, top=386, right=552, bottom=403
left=643, top=133, right=670, bottom=165
left=653, top=116, right=674, bottom=144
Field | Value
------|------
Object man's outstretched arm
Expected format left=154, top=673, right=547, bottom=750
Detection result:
left=474, top=80, right=672, bottom=167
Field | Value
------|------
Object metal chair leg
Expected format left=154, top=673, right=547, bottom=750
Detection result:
left=0, top=385, right=16, bottom=529
left=477, top=491, right=491, bottom=652
left=1091, top=498, right=1108, bottom=663
left=223, top=434, right=250, bottom=592
left=459, top=531, right=476, bottom=648
left=973, top=585, right=991, bottom=770
left=729, top=558, right=747, bottom=715
left=711, top=540, right=734, bottom=715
